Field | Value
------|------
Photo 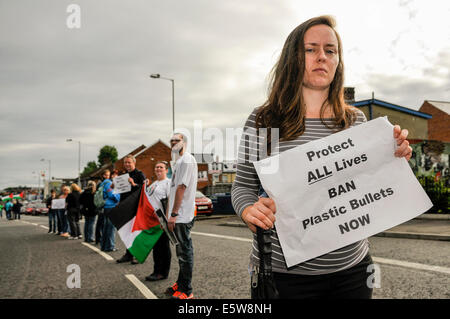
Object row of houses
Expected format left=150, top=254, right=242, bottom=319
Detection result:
left=62, top=88, right=447, bottom=197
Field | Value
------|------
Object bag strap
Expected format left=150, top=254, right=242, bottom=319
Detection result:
left=256, top=227, right=273, bottom=274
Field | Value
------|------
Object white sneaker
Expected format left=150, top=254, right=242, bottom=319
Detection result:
left=68, top=236, right=76, bottom=240
left=78, top=235, right=83, bottom=239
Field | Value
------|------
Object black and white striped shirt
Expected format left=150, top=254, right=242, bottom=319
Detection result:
left=231, top=107, right=369, bottom=275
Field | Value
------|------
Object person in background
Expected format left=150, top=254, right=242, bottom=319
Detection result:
left=95, top=171, right=110, bottom=245
left=46, top=189, right=58, bottom=233
left=101, top=171, right=120, bottom=252
left=116, top=155, right=146, bottom=264
left=5, top=200, right=13, bottom=220
left=58, top=186, right=71, bottom=238
left=80, top=181, right=97, bottom=243
left=66, top=183, right=82, bottom=240
left=145, top=160, right=172, bottom=282
left=12, top=199, right=22, bottom=220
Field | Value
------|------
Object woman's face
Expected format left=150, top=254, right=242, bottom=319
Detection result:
left=154, top=163, right=167, bottom=180
left=63, top=187, right=69, bottom=195
left=302, top=24, right=339, bottom=91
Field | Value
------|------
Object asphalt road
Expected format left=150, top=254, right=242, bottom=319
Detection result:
left=0, top=214, right=449, bottom=299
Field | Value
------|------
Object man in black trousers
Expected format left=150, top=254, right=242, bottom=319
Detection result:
left=116, top=154, right=146, bottom=264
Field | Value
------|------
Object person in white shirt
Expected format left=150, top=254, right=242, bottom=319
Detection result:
left=145, top=161, right=172, bottom=282
left=166, top=133, right=198, bottom=299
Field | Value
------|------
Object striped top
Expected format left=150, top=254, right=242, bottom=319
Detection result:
left=231, top=107, right=369, bottom=275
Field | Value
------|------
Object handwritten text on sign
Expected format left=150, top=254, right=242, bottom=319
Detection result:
left=253, top=117, right=432, bottom=268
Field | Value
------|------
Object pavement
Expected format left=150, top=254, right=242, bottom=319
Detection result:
left=213, top=213, right=450, bottom=241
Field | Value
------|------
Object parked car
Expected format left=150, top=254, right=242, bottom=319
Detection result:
left=195, top=191, right=213, bottom=216
left=35, top=203, right=49, bottom=215
left=210, top=193, right=235, bottom=214
left=25, top=205, right=35, bottom=215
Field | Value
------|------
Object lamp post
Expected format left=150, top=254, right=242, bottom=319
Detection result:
left=40, top=158, right=51, bottom=181
left=150, top=73, right=175, bottom=132
left=66, top=139, right=81, bottom=186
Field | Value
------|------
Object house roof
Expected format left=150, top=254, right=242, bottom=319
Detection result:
left=426, top=100, right=450, bottom=115
left=133, top=139, right=171, bottom=158
left=351, top=99, right=432, bottom=119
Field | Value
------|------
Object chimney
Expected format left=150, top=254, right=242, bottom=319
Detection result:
left=344, top=87, right=355, bottom=104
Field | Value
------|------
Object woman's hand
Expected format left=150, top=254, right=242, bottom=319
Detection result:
left=241, top=197, right=276, bottom=233
left=393, top=125, right=413, bottom=161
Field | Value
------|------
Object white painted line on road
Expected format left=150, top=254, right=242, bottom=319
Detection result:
left=81, top=242, right=114, bottom=261
left=125, top=274, right=158, bottom=299
left=191, top=231, right=450, bottom=275
left=373, top=256, right=450, bottom=275
left=191, top=231, right=252, bottom=243
left=40, top=225, right=49, bottom=230
left=31, top=223, right=38, bottom=226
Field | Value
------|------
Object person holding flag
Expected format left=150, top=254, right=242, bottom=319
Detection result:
left=144, top=160, right=172, bottom=282
left=116, top=155, right=146, bottom=264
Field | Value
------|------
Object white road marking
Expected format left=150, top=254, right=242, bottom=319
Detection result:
left=125, top=274, right=158, bottom=299
left=81, top=242, right=114, bottom=261
left=372, top=257, right=450, bottom=275
left=191, top=231, right=253, bottom=243
left=191, top=231, right=450, bottom=275
left=40, top=225, right=49, bottom=230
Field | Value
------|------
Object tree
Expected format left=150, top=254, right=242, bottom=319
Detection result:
left=98, top=145, right=118, bottom=166
left=81, top=161, right=98, bottom=176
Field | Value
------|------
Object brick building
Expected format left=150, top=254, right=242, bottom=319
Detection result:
left=419, top=100, right=450, bottom=143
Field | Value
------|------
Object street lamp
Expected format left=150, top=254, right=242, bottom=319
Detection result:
left=40, top=158, right=51, bottom=181
left=150, top=73, right=175, bottom=132
left=66, top=138, right=81, bottom=186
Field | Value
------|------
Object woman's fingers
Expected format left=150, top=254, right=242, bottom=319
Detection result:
left=242, top=198, right=277, bottom=233
left=395, top=139, right=409, bottom=156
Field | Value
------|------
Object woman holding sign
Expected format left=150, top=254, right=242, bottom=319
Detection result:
left=231, top=15, right=412, bottom=299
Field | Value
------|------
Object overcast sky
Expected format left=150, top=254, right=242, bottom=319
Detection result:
left=1, top=0, right=449, bottom=190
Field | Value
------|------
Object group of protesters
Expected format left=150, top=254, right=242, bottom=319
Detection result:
left=0, top=199, right=22, bottom=220
left=42, top=132, right=197, bottom=299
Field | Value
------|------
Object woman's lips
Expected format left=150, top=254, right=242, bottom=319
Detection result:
left=313, top=68, right=327, bottom=73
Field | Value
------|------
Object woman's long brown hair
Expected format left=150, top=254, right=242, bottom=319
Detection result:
left=256, top=15, right=357, bottom=144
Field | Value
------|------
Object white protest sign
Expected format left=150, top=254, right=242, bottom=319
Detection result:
left=113, top=173, right=131, bottom=194
left=51, top=198, right=66, bottom=209
left=253, top=117, right=433, bottom=268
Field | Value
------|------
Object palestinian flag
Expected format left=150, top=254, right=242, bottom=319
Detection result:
left=105, top=185, right=163, bottom=263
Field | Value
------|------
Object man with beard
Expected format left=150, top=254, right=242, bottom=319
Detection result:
left=165, top=133, right=198, bottom=299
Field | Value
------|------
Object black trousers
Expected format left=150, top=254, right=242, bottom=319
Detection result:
left=273, top=253, right=374, bottom=299
left=67, top=210, right=81, bottom=237
left=152, top=231, right=171, bottom=277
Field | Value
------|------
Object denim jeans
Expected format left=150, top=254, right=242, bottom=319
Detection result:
left=84, top=215, right=97, bottom=242
left=48, top=209, right=57, bottom=232
left=101, top=209, right=116, bottom=251
left=174, top=219, right=195, bottom=294
left=57, top=209, right=69, bottom=234
left=95, top=211, right=105, bottom=244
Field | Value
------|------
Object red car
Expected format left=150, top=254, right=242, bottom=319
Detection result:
left=195, top=191, right=213, bottom=216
